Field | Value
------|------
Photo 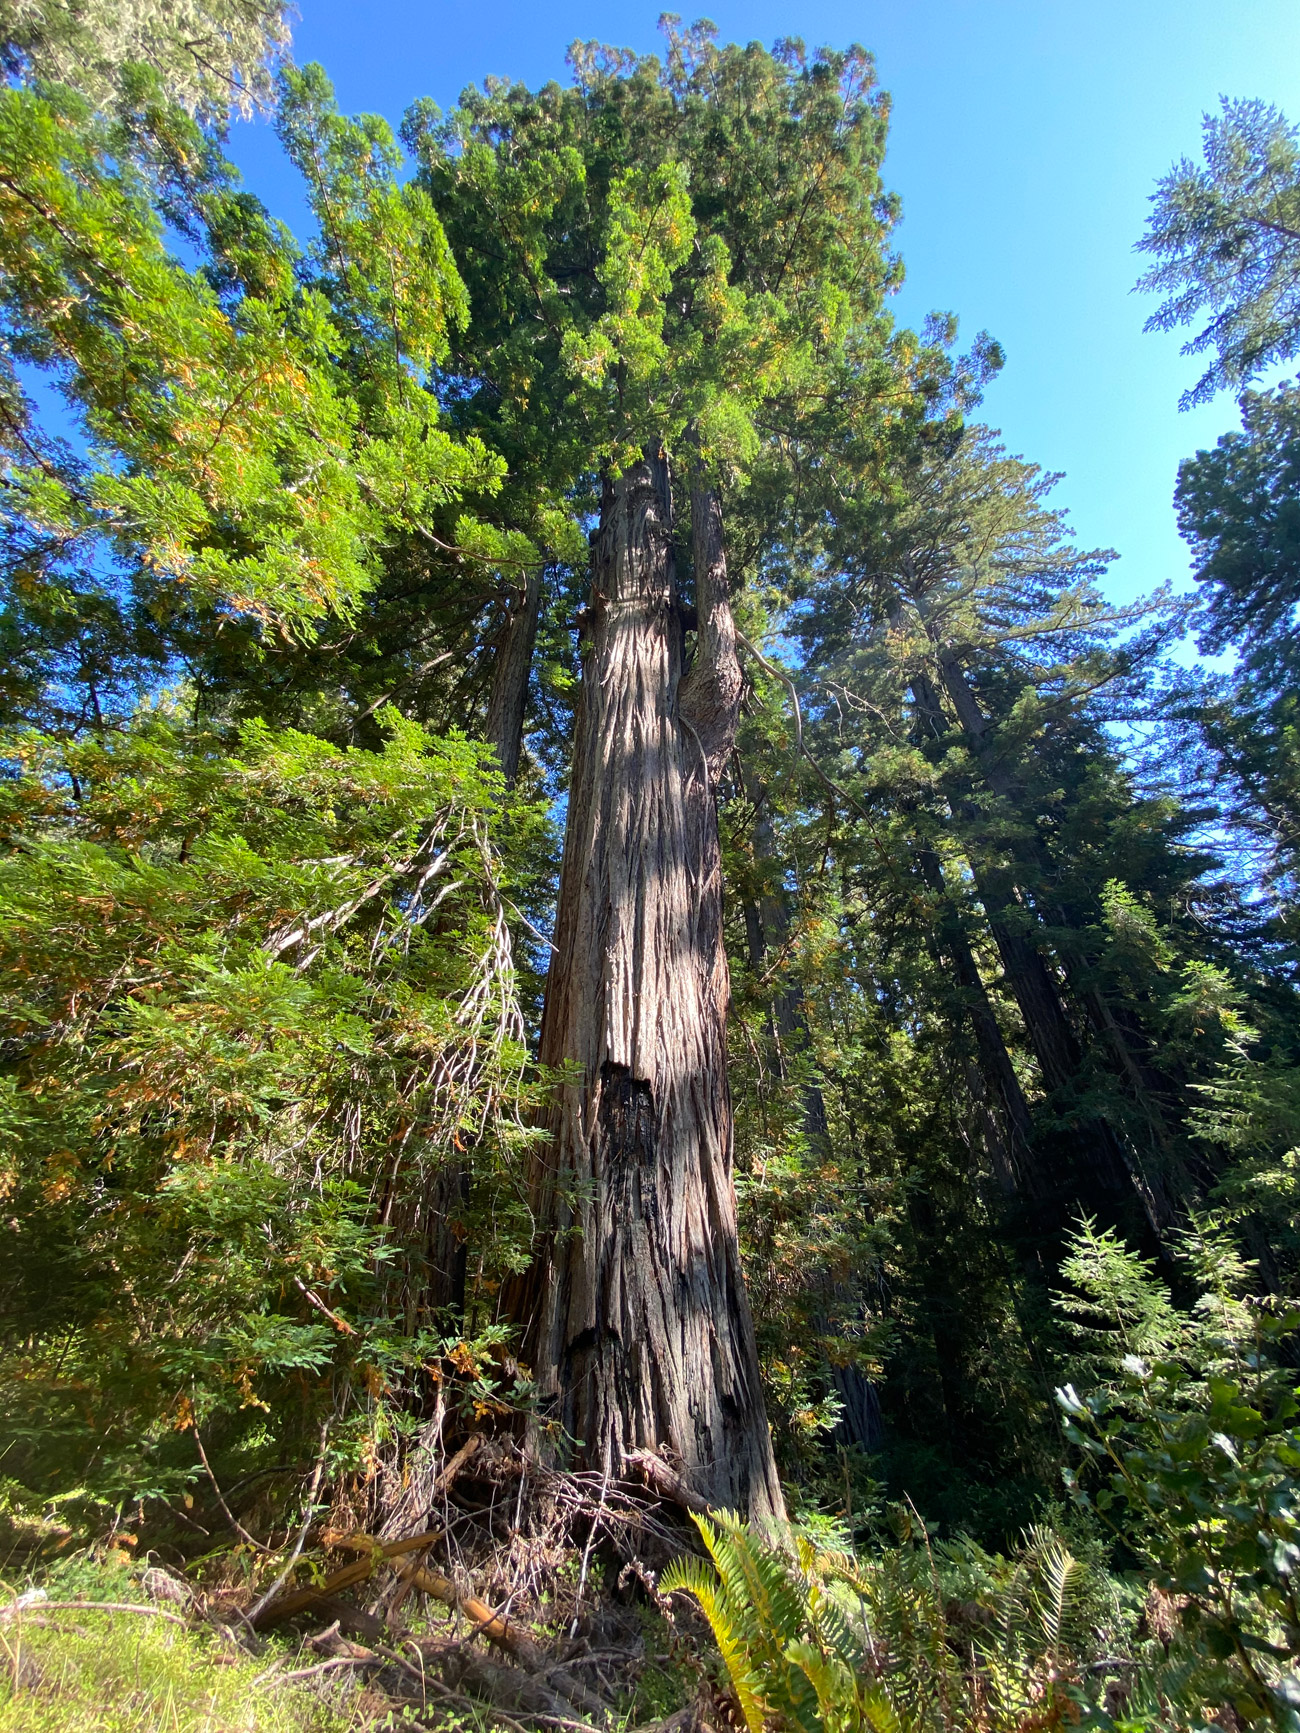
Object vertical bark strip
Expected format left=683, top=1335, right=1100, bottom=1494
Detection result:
left=485, top=566, right=543, bottom=788
left=522, top=453, right=783, bottom=1522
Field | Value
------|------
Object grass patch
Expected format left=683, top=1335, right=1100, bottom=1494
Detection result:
left=0, top=1611, right=358, bottom=1732
left=0, top=1556, right=362, bottom=1733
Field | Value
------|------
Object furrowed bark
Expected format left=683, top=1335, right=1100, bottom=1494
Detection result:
left=518, top=452, right=783, bottom=1523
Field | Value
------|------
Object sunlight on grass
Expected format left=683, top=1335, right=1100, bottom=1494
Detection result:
left=0, top=1606, right=356, bottom=1733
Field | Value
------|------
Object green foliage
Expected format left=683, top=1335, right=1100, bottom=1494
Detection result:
left=0, top=705, right=548, bottom=1516
left=721, top=409, right=1273, bottom=1537
left=1172, top=382, right=1300, bottom=908
left=0, top=0, right=291, bottom=121
left=1058, top=1220, right=1300, bottom=1725
left=0, top=58, right=507, bottom=734
left=413, top=20, right=943, bottom=492
left=667, top=1241, right=1300, bottom=1733
left=1, top=22, right=1298, bottom=1721
left=1138, top=98, right=1300, bottom=408
left=1177, top=383, right=1300, bottom=680
left=776, top=414, right=1233, bottom=1244
left=663, top=1509, right=1143, bottom=1733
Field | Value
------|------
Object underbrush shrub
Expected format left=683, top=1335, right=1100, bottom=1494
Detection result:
left=1057, top=1219, right=1300, bottom=1727
left=662, top=1509, right=1141, bottom=1733
left=661, top=1220, right=1300, bottom=1733
left=0, top=710, right=551, bottom=1543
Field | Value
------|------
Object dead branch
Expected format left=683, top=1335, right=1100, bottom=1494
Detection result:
left=0, top=1600, right=188, bottom=1627
left=622, top=1452, right=712, bottom=1517
left=253, top=1654, right=371, bottom=1687
left=193, top=1420, right=270, bottom=1551
left=251, top=1527, right=445, bottom=1627
left=322, top=1526, right=447, bottom=1559
left=432, top=1432, right=486, bottom=1499
left=396, top=1558, right=546, bottom=1669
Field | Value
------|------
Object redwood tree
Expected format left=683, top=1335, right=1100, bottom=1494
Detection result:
left=522, top=450, right=783, bottom=1512
left=413, top=24, right=927, bottom=1511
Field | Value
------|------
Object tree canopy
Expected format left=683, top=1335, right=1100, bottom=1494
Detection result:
left=2, top=12, right=1300, bottom=1730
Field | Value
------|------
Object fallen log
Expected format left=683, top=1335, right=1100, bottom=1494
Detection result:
left=394, top=1557, right=545, bottom=1670
left=254, top=1521, right=544, bottom=1676
left=251, top=1528, right=443, bottom=1628
left=305, top=1594, right=387, bottom=1644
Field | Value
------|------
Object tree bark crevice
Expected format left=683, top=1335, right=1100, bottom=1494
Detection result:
left=518, top=452, right=783, bottom=1523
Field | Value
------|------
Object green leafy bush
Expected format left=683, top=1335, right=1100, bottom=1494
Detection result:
left=662, top=1509, right=1136, bottom=1733
left=0, top=708, right=548, bottom=1526
left=1057, top=1220, right=1300, bottom=1726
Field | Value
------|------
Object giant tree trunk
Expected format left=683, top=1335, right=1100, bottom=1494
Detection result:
left=518, top=452, right=783, bottom=1523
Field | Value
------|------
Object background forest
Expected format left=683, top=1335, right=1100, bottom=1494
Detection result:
left=2, top=2, right=1300, bottom=1730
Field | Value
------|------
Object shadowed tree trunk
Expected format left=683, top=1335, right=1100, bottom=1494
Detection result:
left=485, top=567, right=543, bottom=789
left=517, top=451, right=784, bottom=1523
left=911, top=840, right=1036, bottom=1180
left=924, top=635, right=1180, bottom=1234
left=888, top=600, right=1150, bottom=1237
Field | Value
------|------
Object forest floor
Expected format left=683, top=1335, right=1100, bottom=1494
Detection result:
left=0, top=1441, right=716, bottom=1733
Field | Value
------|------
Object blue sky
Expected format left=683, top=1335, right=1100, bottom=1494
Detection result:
left=227, top=0, right=1299, bottom=621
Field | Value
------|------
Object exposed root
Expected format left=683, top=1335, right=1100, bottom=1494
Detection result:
left=622, top=1450, right=712, bottom=1517
left=225, top=1434, right=713, bottom=1731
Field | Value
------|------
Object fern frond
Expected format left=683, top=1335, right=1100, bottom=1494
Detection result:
left=805, top=1587, right=871, bottom=1675
left=817, top=1547, right=876, bottom=1599
left=700, top=1511, right=807, bottom=1652
left=661, top=1554, right=771, bottom=1733
left=859, top=1682, right=906, bottom=1733
left=1028, top=1532, right=1086, bottom=1662
left=785, top=1637, right=853, bottom=1731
